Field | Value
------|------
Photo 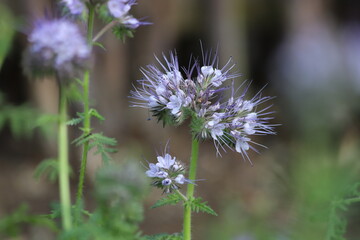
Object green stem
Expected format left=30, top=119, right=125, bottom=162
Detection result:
left=75, top=4, right=95, bottom=207
left=176, top=189, right=188, bottom=202
left=93, top=20, right=117, bottom=42
left=58, top=86, right=72, bottom=231
left=183, top=137, right=199, bottom=240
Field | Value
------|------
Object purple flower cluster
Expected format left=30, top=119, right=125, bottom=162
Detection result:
left=26, top=19, right=91, bottom=78
left=131, top=51, right=276, bottom=162
left=146, top=152, right=190, bottom=193
left=61, top=0, right=86, bottom=15
left=107, top=0, right=144, bottom=29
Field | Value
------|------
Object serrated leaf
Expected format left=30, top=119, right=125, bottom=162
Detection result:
left=151, top=194, right=182, bottom=209
left=66, top=117, right=83, bottom=126
left=93, top=42, right=106, bottom=51
left=186, top=197, right=217, bottom=216
left=89, top=108, right=105, bottom=121
left=36, top=114, right=59, bottom=126
left=91, top=133, right=117, bottom=146
left=33, top=158, right=73, bottom=182
left=144, top=233, right=183, bottom=240
left=112, top=25, right=135, bottom=42
left=66, top=82, right=83, bottom=102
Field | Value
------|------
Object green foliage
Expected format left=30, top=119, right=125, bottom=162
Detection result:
left=151, top=193, right=182, bottom=209
left=112, top=25, right=135, bottom=42
left=73, top=132, right=117, bottom=163
left=0, top=93, right=41, bottom=138
left=0, top=3, right=15, bottom=69
left=326, top=183, right=360, bottom=240
left=33, top=158, right=73, bottom=182
left=0, top=204, right=59, bottom=238
left=185, top=197, right=217, bottom=216
left=59, top=162, right=149, bottom=240
left=144, top=233, right=183, bottom=240
left=96, top=4, right=113, bottom=23
left=89, top=108, right=105, bottom=122
left=66, top=116, right=83, bottom=126
left=67, top=81, right=84, bottom=102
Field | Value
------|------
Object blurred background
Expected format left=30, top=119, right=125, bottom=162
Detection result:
left=0, top=0, right=360, bottom=239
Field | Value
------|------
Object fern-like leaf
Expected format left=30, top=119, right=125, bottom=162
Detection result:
left=186, top=197, right=217, bottom=216
left=151, top=194, right=182, bottom=209
left=33, top=158, right=73, bottom=182
left=66, top=117, right=83, bottom=126
left=144, top=233, right=183, bottom=240
left=89, top=108, right=105, bottom=122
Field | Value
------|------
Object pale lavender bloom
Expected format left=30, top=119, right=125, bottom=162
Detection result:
left=130, top=52, right=192, bottom=124
left=156, top=153, right=176, bottom=170
left=61, top=0, right=86, bottom=15
left=167, top=95, right=182, bottom=115
left=145, top=150, right=191, bottom=193
left=107, top=0, right=131, bottom=18
left=107, top=0, right=148, bottom=30
left=175, top=174, right=185, bottom=184
left=132, top=49, right=276, bottom=163
left=123, top=17, right=141, bottom=29
left=26, top=19, right=90, bottom=78
left=145, top=163, right=159, bottom=177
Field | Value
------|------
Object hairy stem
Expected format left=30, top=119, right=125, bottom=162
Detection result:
left=93, top=20, right=117, bottom=42
left=76, top=4, right=95, bottom=207
left=58, top=86, right=72, bottom=231
left=183, top=137, right=199, bottom=240
left=176, top=189, right=188, bottom=202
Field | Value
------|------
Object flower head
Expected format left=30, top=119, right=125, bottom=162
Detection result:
left=106, top=0, right=148, bottom=30
left=24, top=19, right=91, bottom=80
left=61, top=0, right=86, bottom=15
left=131, top=48, right=276, bottom=163
left=145, top=151, right=191, bottom=193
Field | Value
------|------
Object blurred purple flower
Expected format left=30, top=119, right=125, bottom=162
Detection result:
left=25, top=19, right=91, bottom=79
left=61, top=0, right=86, bottom=15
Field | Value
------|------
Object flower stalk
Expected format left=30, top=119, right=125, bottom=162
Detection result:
left=58, top=86, right=72, bottom=231
left=76, top=4, right=95, bottom=207
left=183, top=137, right=199, bottom=240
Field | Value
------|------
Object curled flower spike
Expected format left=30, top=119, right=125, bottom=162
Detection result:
left=24, top=19, right=91, bottom=80
left=145, top=152, right=191, bottom=193
left=131, top=48, right=276, bottom=163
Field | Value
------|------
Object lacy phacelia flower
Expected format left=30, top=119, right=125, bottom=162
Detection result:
left=25, top=19, right=91, bottom=79
left=61, top=0, right=86, bottom=15
left=146, top=153, right=190, bottom=193
left=107, top=0, right=146, bottom=29
left=131, top=51, right=276, bottom=163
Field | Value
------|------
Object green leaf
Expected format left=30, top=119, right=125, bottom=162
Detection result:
left=0, top=3, right=15, bottom=69
left=66, top=82, right=84, bottom=102
left=186, top=197, right=217, bottom=216
left=144, top=233, right=183, bottom=240
left=66, top=117, right=83, bottom=126
left=93, top=42, right=106, bottom=51
left=33, top=158, right=73, bottom=182
left=36, top=114, right=59, bottom=126
left=91, top=133, right=117, bottom=146
left=112, top=25, right=135, bottom=42
left=89, top=108, right=105, bottom=122
left=151, top=194, right=182, bottom=209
